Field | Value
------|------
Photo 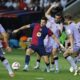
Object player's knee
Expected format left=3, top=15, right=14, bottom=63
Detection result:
left=52, top=50, right=57, bottom=56
left=63, top=53, right=68, bottom=58
left=0, top=56, right=5, bottom=62
left=43, top=56, right=49, bottom=63
left=54, top=56, right=58, bottom=60
left=26, top=48, right=32, bottom=55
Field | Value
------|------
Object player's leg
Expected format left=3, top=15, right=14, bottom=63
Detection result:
left=49, top=54, right=55, bottom=71
left=39, top=46, right=50, bottom=72
left=23, top=48, right=34, bottom=71
left=73, top=53, right=79, bottom=63
left=45, top=45, right=54, bottom=71
left=0, top=49, right=14, bottom=77
left=34, top=54, right=41, bottom=69
left=69, top=46, right=80, bottom=74
left=63, top=48, right=78, bottom=74
left=73, top=46, right=80, bottom=63
left=42, top=55, right=50, bottom=72
left=52, top=48, right=59, bottom=72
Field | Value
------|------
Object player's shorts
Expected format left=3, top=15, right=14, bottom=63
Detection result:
left=52, top=39, right=59, bottom=49
left=0, top=48, right=4, bottom=57
left=29, top=44, right=47, bottom=56
left=44, top=37, right=59, bottom=51
left=45, top=46, right=52, bottom=54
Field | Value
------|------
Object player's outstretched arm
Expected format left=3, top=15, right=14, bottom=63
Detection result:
left=13, top=24, right=30, bottom=33
left=45, top=3, right=59, bottom=18
left=51, top=34, right=65, bottom=50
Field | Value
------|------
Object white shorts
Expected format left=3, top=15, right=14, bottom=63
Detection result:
left=44, top=36, right=59, bottom=53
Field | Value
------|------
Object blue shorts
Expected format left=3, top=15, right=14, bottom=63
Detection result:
left=29, top=45, right=47, bottom=56
left=0, top=48, right=4, bottom=57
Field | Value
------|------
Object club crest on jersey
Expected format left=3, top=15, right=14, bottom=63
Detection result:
left=37, top=32, right=41, bottom=37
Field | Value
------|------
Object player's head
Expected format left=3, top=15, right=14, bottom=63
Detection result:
left=40, top=17, right=47, bottom=27
left=64, top=14, right=72, bottom=24
left=54, top=13, right=63, bottom=23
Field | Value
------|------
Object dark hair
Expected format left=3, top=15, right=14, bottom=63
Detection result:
left=55, top=12, right=62, bottom=17
left=64, top=14, right=72, bottom=20
left=41, top=17, right=47, bottom=22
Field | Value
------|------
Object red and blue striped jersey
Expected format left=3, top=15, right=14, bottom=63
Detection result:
left=30, top=23, right=53, bottom=46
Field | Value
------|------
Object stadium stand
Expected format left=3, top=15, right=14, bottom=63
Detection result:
left=63, top=0, right=80, bottom=18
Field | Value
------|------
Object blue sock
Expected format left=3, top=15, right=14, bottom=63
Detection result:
left=25, top=55, right=30, bottom=65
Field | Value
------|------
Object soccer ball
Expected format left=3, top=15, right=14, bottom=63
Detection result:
left=12, top=62, right=20, bottom=70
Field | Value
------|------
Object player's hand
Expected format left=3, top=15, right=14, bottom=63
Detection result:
left=6, top=46, right=12, bottom=52
left=12, top=29, right=19, bottom=33
left=60, top=44, right=65, bottom=51
left=51, top=3, right=59, bottom=8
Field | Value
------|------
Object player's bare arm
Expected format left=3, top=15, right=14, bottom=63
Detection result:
left=51, top=34, right=64, bottom=49
left=45, top=3, right=59, bottom=18
left=13, top=24, right=30, bottom=33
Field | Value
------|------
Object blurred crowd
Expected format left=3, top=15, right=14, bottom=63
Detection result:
left=0, top=0, right=71, bottom=11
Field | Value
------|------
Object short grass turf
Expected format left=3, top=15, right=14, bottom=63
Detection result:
left=0, top=49, right=80, bottom=80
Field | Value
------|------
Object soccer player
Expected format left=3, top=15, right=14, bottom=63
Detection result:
left=13, top=17, right=64, bottom=72
left=0, top=24, right=14, bottom=77
left=34, top=4, right=64, bottom=72
left=72, top=22, right=80, bottom=64
left=34, top=35, right=53, bottom=70
left=45, top=4, right=64, bottom=72
left=63, top=15, right=80, bottom=75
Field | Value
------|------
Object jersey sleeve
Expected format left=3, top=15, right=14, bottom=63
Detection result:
left=46, top=21, right=51, bottom=28
left=30, top=23, right=36, bottom=29
left=46, top=16, right=55, bottom=29
left=47, top=15, right=55, bottom=23
left=0, top=24, right=5, bottom=33
left=66, top=28, right=72, bottom=35
left=48, top=28, right=53, bottom=36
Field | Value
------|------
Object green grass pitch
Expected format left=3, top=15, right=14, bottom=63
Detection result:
left=0, top=49, right=80, bottom=80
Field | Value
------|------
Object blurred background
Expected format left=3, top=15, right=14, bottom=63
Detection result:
left=0, top=0, right=80, bottom=44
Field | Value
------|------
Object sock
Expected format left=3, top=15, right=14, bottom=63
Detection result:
left=2, top=59, right=13, bottom=74
left=74, top=56, right=78, bottom=63
left=54, top=57, right=59, bottom=71
left=36, top=59, right=40, bottom=67
left=65, top=56, right=77, bottom=70
left=25, top=55, right=30, bottom=68
left=51, top=61, right=54, bottom=68
left=45, top=63, right=50, bottom=72
left=45, top=63, right=50, bottom=69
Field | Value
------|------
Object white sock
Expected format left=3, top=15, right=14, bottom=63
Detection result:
left=54, top=60, right=59, bottom=71
left=66, top=56, right=77, bottom=70
left=51, top=64, right=54, bottom=68
left=2, top=59, right=13, bottom=74
left=36, top=61, right=40, bottom=67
